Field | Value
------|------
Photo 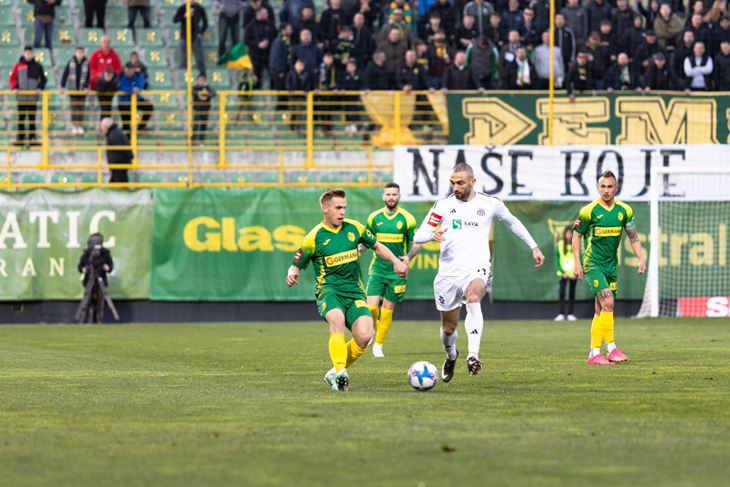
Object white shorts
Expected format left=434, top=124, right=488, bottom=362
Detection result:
left=433, top=267, right=493, bottom=312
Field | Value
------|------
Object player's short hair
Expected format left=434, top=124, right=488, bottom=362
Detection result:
left=452, top=162, right=474, bottom=178
left=598, top=170, right=617, bottom=183
left=384, top=182, right=400, bottom=191
left=320, top=188, right=346, bottom=206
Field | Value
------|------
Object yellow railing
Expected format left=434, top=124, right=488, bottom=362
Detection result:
left=0, top=89, right=449, bottom=189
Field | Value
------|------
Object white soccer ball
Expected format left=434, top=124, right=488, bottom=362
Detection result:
left=408, top=361, right=438, bottom=391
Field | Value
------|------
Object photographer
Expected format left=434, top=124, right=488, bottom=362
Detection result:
left=76, top=233, right=115, bottom=323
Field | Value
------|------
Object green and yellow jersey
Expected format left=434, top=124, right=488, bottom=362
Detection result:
left=573, top=199, right=635, bottom=277
left=366, top=207, right=417, bottom=276
left=293, top=219, right=378, bottom=299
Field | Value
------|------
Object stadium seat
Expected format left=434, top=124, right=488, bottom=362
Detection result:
left=79, top=29, right=105, bottom=48
left=0, top=28, right=20, bottom=49
left=207, top=69, right=231, bottom=89
left=51, top=173, right=75, bottom=184
left=54, top=27, right=77, bottom=49
left=80, top=173, right=101, bottom=184
left=108, top=29, right=136, bottom=48
left=148, top=68, right=175, bottom=89
left=142, top=48, right=169, bottom=68
left=139, top=29, right=165, bottom=48
left=22, top=174, right=46, bottom=184
left=139, top=173, right=163, bottom=183
left=259, top=172, right=279, bottom=183
left=54, top=6, right=74, bottom=29
left=33, top=49, right=52, bottom=66
left=19, top=4, right=34, bottom=24
left=0, top=47, right=21, bottom=67
left=54, top=46, right=76, bottom=67
left=105, top=6, right=128, bottom=27
left=202, top=172, right=225, bottom=183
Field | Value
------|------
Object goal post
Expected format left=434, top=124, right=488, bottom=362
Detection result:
left=639, top=166, right=730, bottom=318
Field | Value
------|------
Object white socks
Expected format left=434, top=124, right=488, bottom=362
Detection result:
left=606, top=342, right=617, bottom=353
left=589, top=347, right=601, bottom=358
left=464, top=302, right=483, bottom=359
left=440, top=327, right=458, bottom=360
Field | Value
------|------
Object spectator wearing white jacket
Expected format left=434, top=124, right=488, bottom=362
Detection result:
left=684, top=42, right=714, bottom=91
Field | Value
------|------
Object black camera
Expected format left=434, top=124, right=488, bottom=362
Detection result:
left=75, top=233, right=119, bottom=323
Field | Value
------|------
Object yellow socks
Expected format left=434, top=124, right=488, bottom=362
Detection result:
left=345, top=339, right=365, bottom=368
left=368, top=305, right=380, bottom=324
left=375, top=308, right=394, bottom=346
left=328, top=333, right=347, bottom=372
left=601, top=311, right=615, bottom=344
left=590, top=314, right=602, bottom=348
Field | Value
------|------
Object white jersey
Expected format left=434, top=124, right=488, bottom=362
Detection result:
left=414, top=193, right=537, bottom=277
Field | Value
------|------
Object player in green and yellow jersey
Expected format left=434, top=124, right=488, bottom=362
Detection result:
left=363, top=182, right=422, bottom=358
left=573, top=171, right=646, bottom=365
left=286, top=189, right=409, bottom=391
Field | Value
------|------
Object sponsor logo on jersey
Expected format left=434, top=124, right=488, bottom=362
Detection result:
left=594, top=227, right=623, bottom=237
left=610, top=282, right=618, bottom=291
left=450, top=208, right=457, bottom=213
left=596, top=214, right=604, bottom=220
left=396, top=221, right=403, bottom=229
left=323, top=239, right=331, bottom=246
left=477, top=208, right=485, bottom=216
left=393, top=284, right=407, bottom=294
left=293, top=249, right=303, bottom=263
left=355, top=300, right=368, bottom=308
left=347, top=232, right=356, bottom=242
left=377, top=233, right=405, bottom=243
left=453, top=219, right=478, bottom=229
left=376, top=221, right=384, bottom=226
left=573, top=217, right=582, bottom=229
left=427, top=212, right=442, bottom=227
left=618, top=212, right=624, bottom=221
left=593, top=279, right=599, bottom=288
left=325, top=249, right=358, bottom=267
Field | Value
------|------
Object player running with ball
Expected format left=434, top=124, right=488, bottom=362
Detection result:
left=413, top=163, right=545, bottom=382
left=286, top=189, right=408, bottom=391
left=573, top=171, right=646, bottom=365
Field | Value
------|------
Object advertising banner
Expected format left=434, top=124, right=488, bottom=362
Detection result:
left=0, top=189, right=152, bottom=299
left=394, top=144, right=730, bottom=202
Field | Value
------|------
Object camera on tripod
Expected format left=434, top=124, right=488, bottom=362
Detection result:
left=75, top=233, right=119, bottom=323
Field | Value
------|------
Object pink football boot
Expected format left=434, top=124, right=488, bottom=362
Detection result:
left=587, top=354, right=613, bottom=365
left=607, top=349, right=629, bottom=363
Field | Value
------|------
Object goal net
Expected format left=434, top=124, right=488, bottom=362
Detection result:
left=638, top=167, right=730, bottom=318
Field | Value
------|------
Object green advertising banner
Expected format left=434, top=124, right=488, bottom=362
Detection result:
left=493, top=201, right=649, bottom=301
left=447, top=92, right=730, bottom=146
left=150, top=188, right=441, bottom=301
left=0, top=189, right=152, bottom=300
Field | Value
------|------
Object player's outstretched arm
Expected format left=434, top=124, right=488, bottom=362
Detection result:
left=572, top=230, right=584, bottom=279
left=286, top=265, right=300, bottom=287
left=404, top=242, right=423, bottom=263
left=626, top=225, right=646, bottom=274
left=374, top=243, right=408, bottom=277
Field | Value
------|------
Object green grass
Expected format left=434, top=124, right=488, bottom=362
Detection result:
left=1, top=319, right=729, bottom=486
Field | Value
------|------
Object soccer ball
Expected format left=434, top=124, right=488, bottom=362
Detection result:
left=408, top=361, right=438, bottom=391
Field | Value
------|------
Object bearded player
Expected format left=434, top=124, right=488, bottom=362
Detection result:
left=573, top=171, right=646, bottom=365
left=286, top=189, right=408, bottom=391
left=363, top=182, right=422, bottom=358
left=413, top=163, right=545, bottom=382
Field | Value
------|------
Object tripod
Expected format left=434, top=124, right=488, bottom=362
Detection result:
left=74, top=268, right=120, bottom=323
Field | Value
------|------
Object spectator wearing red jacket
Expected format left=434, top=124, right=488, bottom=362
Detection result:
left=89, top=35, right=122, bottom=89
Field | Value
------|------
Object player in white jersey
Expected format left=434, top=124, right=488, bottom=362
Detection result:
left=414, top=163, right=545, bottom=382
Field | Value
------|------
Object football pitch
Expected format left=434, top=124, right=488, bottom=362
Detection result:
left=1, top=319, right=728, bottom=486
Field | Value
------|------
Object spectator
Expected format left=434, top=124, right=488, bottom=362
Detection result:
left=531, top=0, right=551, bottom=36
left=279, top=0, right=315, bottom=28
left=687, top=13, right=712, bottom=48
left=9, top=46, right=46, bottom=147
left=316, top=52, right=337, bottom=132
left=363, top=50, right=391, bottom=89
left=192, top=74, right=217, bottom=142
left=554, top=14, right=576, bottom=71
left=424, top=12, right=445, bottom=44
left=598, top=19, right=618, bottom=63
left=100, top=117, right=133, bottom=184
left=292, top=29, right=323, bottom=77
left=245, top=7, right=277, bottom=88
left=398, top=49, right=431, bottom=90
left=467, top=35, right=497, bottom=89
left=703, top=0, right=726, bottom=25
left=501, top=0, right=523, bottom=34
left=426, top=30, right=454, bottom=88
left=554, top=226, right=578, bottom=322
left=519, top=8, right=539, bottom=49
left=619, top=14, right=646, bottom=55
left=634, top=30, right=660, bottom=76
left=499, top=29, right=521, bottom=71
left=378, top=27, right=409, bottom=86
left=285, top=59, right=314, bottom=130
left=128, top=51, right=149, bottom=89
left=638, top=0, right=660, bottom=31
left=95, top=68, right=118, bottom=120
left=611, top=0, right=636, bottom=42
left=353, top=0, right=377, bottom=31
left=654, top=3, right=683, bottom=50
left=293, top=7, right=319, bottom=44
left=118, top=62, right=154, bottom=135
left=89, top=34, right=122, bottom=89
left=604, top=52, right=640, bottom=91
left=213, top=0, right=245, bottom=57
left=561, top=0, right=588, bottom=45
left=60, top=46, right=90, bottom=135
left=338, top=59, right=362, bottom=132
left=714, top=40, right=730, bottom=90
left=377, top=9, right=416, bottom=46
left=127, top=0, right=151, bottom=30
left=270, top=22, right=294, bottom=97
left=84, top=0, right=106, bottom=29
left=502, top=46, right=535, bottom=89
left=533, top=30, right=564, bottom=88
left=174, top=0, right=208, bottom=75
left=463, top=0, right=495, bottom=38
left=442, top=50, right=478, bottom=89
left=319, top=0, right=351, bottom=50
left=486, top=12, right=506, bottom=47
left=455, top=14, right=479, bottom=49
left=586, top=31, right=609, bottom=88
left=684, top=41, right=713, bottom=91
left=711, top=15, right=730, bottom=57
left=387, top=0, right=415, bottom=30
left=643, top=52, right=673, bottom=90
left=29, top=0, right=62, bottom=50
left=352, top=12, right=375, bottom=68
left=243, top=0, right=275, bottom=30
left=566, top=51, right=594, bottom=97
left=426, top=0, right=457, bottom=39
left=587, top=0, right=612, bottom=35
left=673, top=30, right=695, bottom=83
left=333, top=25, right=354, bottom=72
